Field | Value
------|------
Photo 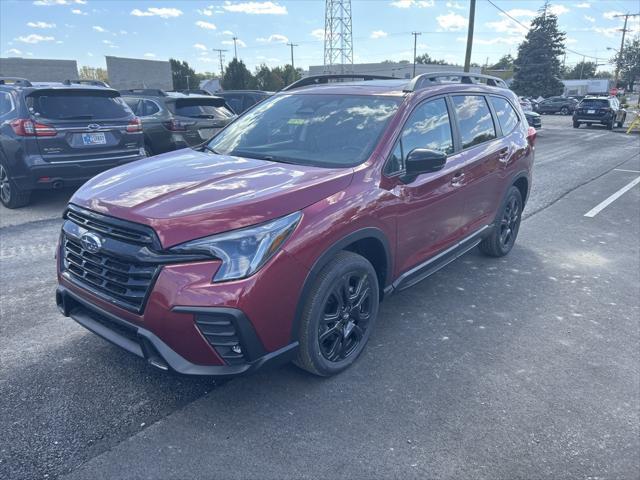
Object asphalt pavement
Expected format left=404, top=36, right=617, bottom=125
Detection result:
left=1, top=115, right=638, bottom=480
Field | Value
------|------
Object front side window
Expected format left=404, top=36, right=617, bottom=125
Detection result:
left=385, top=97, right=453, bottom=175
left=452, top=95, right=496, bottom=149
left=490, top=96, right=519, bottom=135
left=208, top=94, right=400, bottom=168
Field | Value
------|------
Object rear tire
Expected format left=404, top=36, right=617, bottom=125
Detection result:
left=479, top=186, right=522, bottom=258
left=0, top=163, right=31, bottom=209
left=295, top=251, right=379, bottom=377
left=616, top=114, right=625, bottom=128
left=561, top=106, right=569, bottom=115
left=573, top=120, right=580, bottom=128
left=606, top=119, right=614, bottom=130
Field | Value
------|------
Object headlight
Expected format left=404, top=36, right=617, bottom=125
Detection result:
left=170, top=211, right=302, bottom=282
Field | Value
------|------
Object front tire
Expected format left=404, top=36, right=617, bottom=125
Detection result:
left=0, top=163, right=31, bottom=209
left=295, top=251, right=379, bottom=377
left=606, top=119, right=614, bottom=130
left=573, top=120, right=580, bottom=128
left=480, top=186, right=523, bottom=257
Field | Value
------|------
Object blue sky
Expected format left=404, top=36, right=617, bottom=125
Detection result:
left=1, top=0, right=639, bottom=73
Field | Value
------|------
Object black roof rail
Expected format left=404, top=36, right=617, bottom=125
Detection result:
left=281, top=74, right=396, bottom=91
left=404, top=72, right=508, bottom=92
left=0, top=77, right=33, bottom=87
left=63, top=79, right=110, bottom=88
left=119, top=88, right=167, bottom=96
left=180, top=89, right=211, bottom=96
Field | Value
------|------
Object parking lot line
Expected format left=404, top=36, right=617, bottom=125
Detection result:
left=614, top=168, right=640, bottom=173
left=584, top=176, right=640, bottom=217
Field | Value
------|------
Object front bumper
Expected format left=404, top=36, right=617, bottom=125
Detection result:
left=56, top=286, right=298, bottom=376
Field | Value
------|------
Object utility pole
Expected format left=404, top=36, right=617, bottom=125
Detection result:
left=411, top=32, right=421, bottom=77
left=212, top=48, right=227, bottom=79
left=185, top=75, right=190, bottom=90
left=463, top=0, right=476, bottom=72
left=578, top=56, right=585, bottom=80
left=287, top=42, right=298, bottom=71
left=232, top=36, right=239, bottom=59
left=612, top=13, right=639, bottom=87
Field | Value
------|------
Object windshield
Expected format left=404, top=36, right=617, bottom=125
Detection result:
left=172, top=99, right=235, bottom=119
left=207, top=93, right=401, bottom=167
left=28, top=91, right=131, bottom=120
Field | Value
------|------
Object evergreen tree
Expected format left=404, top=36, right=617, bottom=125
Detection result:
left=254, top=64, right=284, bottom=91
left=511, top=3, right=565, bottom=97
left=169, top=59, right=197, bottom=90
left=222, top=59, right=256, bottom=90
left=415, top=53, right=448, bottom=65
left=489, top=54, right=514, bottom=70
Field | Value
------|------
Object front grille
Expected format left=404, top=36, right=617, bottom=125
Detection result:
left=195, top=314, right=246, bottom=365
left=65, top=206, right=155, bottom=245
left=62, top=236, right=157, bottom=313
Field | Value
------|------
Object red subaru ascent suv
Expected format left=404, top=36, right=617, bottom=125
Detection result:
left=56, top=73, right=535, bottom=377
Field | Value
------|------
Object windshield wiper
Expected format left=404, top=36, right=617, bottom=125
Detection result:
left=201, top=144, right=220, bottom=154
left=229, top=151, right=295, bottom=164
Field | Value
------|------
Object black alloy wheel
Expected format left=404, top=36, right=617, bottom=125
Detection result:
left=0, top=163, right=30, bottom=209
left=479, top=186, right=523, bottom=257
left=561, top=106, right=569, bottom=115
left=318, top=271, right=373, bottom=362
left=295, top=251, right=380, bottom=376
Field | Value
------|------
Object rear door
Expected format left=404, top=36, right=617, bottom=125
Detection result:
left=27, top=89, right=141, bottom=163
left=170, top=97, right=235, bottom=145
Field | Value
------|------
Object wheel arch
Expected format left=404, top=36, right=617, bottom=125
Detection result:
left=289, top=227, right=392, bottom=342
left=512, top=172, right=530, bottom=206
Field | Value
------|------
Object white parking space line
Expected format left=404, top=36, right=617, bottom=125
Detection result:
left=584, top=176, right=640, bottom=218
left=614, top=169, right=640, bottom=173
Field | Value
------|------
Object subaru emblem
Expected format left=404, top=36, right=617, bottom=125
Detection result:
left=88, top=123, right=101, bottom=130
left=80, top=232, right=103, bottom=253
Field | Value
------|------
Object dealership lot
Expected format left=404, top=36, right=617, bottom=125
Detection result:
left=1, top=115, right=639, bottom=479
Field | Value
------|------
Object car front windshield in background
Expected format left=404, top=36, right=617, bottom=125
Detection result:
left=208, top=94, right=400, bottom=168
left=28, top=92, right=130, bottom=120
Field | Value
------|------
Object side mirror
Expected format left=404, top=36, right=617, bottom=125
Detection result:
left=404, top=148, right=447, bottom=180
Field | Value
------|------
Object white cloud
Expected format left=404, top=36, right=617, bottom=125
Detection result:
left=92, top=25, right=107, bottom=32
left=584, top=15, right=595, bottom=23
left=574, top=2, right=590, bottom=7
left=486, top=14, right=530, bottom=35
left=222, top=1, right=287, bottom=15
left=222, top=38, right=246, bottom=47
left=370, top=30, right=388, bottom=39
left=71, top=8, right=87, bottom=15
left=130, top=7, right=183, bottom=18
left=436, top=12, right=467, bottom=31
left=593, top=26, right=619, bottom=38
left=196, top=20, right=216, bottom=29
left=504, top=9, right=537, bottom=17
left=193, top=43, right=208, bottom=50
left=119, top=30, right=128, bottom=35
left=222, top=30, right=234, bottom=35
left=16, top=34, right=55, bottom=43
left=566, top=37, right=577, bottom=44
left=390, top=0, right=434, bottom=8
left=467, top=37, right=522, bottom=46
left=197, top=7, right=214, bottom=16
left=603, top=10, right=623, bottom=20
left=144, top=53, right=156, bottom=58
left=310, top=28, right=325, bottom=40
left=256, top=33, right=288, bottom=43
left=5, top=48, right=23, bottom=55
left=446, top=2, right=464, bottom=10
left=27, top=21, right=56, bottom=28
left=33, top=0, right=85, bottom=5
left=549, top=4, right=570, bottom=16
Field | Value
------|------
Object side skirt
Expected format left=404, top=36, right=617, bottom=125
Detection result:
left=388, top=224, right=492, bottom=293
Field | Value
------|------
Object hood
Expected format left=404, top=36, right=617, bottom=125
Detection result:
left=71, top=149, right=353, bottom=247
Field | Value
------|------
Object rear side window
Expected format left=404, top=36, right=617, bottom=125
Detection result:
left=0, top=91, right=14, bottom=116
left=123, top=98, right=141, bottom=115
left=142, top=100, right=160, bottom=116
left=452, top=95, right=496, bottom=149
left=490, top=96, right=519, bottom=135
left=385, top=98, right=453, bottom=175
left=172, top=99, right=234, bottom=119
left=28, top=91, right=132, bottom=120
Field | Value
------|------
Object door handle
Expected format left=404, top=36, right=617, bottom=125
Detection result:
left=498, top=147, right=510, bottom=164
left=451, top=171, right=465, bottom=187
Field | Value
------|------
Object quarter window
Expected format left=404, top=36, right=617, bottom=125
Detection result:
left=385, top=98, right=453, bottom=174
left=142, top=100, right=160, bottom=116
left=0, top=91, right=14, bottom=116
left=490, top=96, right=519, bottom=135
left=452, top=95, right=496, bottom=149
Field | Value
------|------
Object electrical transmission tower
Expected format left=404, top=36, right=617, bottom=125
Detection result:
left=323, top=0, right=353, bottom=74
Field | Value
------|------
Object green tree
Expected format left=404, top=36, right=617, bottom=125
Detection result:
left=489, top=54, right=514, bottom=70
left=593, top=70, right=613, bottom=79
left=273, top=64, right=302, bottom=86
left=169, top=59, right=197, bottom=90
left=222, top=59, right=256, bottom=90
left=612, top=36, right=640, bottom=90
left=254, top=64, right=284, bottom=91
left=415, top=53, right=448, bottom=65
left=563, top=61, right=597, bottom=79
left=78, top=66, right=109, bottom=83
left=511, top=3, right=566, bottom=97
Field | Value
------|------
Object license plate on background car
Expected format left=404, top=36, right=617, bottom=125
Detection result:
left=81, top=132, right=106, bottom=145
left=587, top=109, right=595, bottom=114
left=199, top=128, right=215, bottom=139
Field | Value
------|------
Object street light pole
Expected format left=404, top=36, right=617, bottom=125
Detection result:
left=232, top=37, right=239, bottom=59
left=463, top=0, right=476, bottom=73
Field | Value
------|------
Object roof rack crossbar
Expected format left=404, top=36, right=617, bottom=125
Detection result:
left=282, top=74, right=396, bottom=91
left=63, top=79, right=110, bottom=88
left=0, top=77, right=33, bottom=87
left=404, top=72, right=508, bottom=92
left=119, top=88, right=167, bottom=96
